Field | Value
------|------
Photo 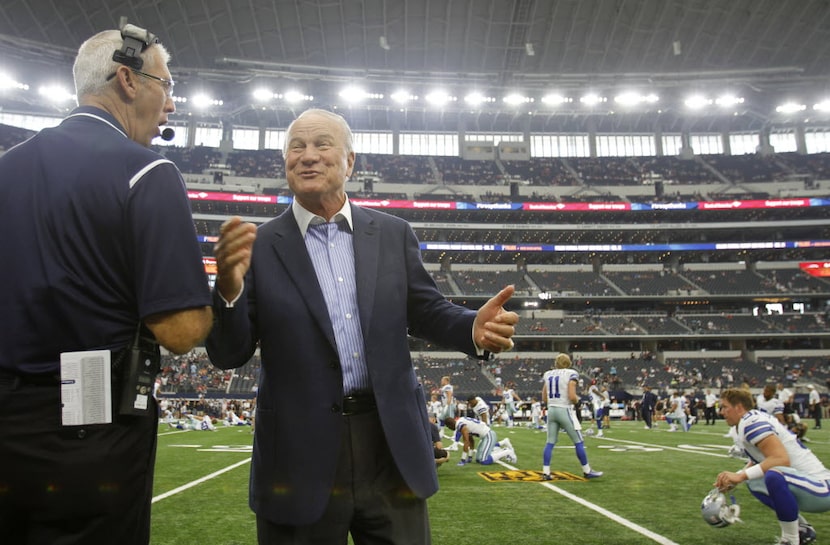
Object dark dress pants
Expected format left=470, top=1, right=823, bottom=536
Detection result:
left=256, top=408, right=431, bottom=545
left=0, top=371, right=158, bottom=545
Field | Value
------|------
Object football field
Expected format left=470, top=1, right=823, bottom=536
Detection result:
left=150, top=420, right=830, bottom=544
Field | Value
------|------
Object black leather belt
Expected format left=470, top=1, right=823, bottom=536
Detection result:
left=342, top=394, right=376, bottom=416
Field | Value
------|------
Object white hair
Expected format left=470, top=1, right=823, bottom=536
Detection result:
left=283, top=108, right=354, bottom=156
left=73, top=29, right=170, bottom=101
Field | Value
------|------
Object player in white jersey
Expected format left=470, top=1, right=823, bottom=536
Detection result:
left=439, top=376, right=455, bottom=420
left=715, top=388, right=830, bottom=545
left=666, top=391, right=689, bottom=432
left=540, top=354, right=603, bottom=480
left=529, top=398, right=544, bottom=430
left=467, top=395, right=491, bottom=425
left=588, top=383, right=606, bottom=437
left=756, top=383, right=786, bottom=425
left=428, top=393, right=443, bottom=421
left=443, top=416, right=516, bottom=465
left=199, top=414, right=217, bottom=431
left=778, top=383, right=795, bottom=415
left=502, top=382, right=522, bottom=427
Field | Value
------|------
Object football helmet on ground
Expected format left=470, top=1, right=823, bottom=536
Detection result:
left=701, top=488, right=742, bottom=527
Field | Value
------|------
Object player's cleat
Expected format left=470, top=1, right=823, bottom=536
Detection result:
left=499, top=438, right=513, bottom=450
left=583, top=470, right=603, bottom=479
left=541, top=473, right=553, bottom=481
left=799, top=522, right=817, bottom=544
left=596, top=431, right=604, bottom=437
left=457, top=459, right=468, bottom=466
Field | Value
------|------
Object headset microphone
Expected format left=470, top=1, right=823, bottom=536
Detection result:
left=160, top=128, right=175, bottom=141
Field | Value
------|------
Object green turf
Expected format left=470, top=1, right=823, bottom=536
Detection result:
left=150, top=420, right=830, bottom=544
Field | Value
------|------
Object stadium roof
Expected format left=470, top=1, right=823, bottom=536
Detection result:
left=2, top=0, right=830, bottom=132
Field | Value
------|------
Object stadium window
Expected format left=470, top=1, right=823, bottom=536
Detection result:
left=465, top=133, right=524, bottom=146
left=805, top=130, right=830, bottom=153
left=0, top=112, right=61, bottom=131
left=564, top=134, right=591, bottom=157
left=596, top=134, right=655, bottom=157
left=263, top=129, right=286, bottom=150
left=194, top=125, right=222, bottom=148
left=399, top=132, right=457, bottom=156
left=232, top=128, right=260, bottom=150
left=530, top=134, right=589, bottom=157
left=690, top=134, right=723, bottom=155
left=662, top=134, right=682, bottom=156
left=353, top=132, right=393, bottom=154
left=729, top=133, right=760, bottom=155
left=770, top=131, right=797, bottom=153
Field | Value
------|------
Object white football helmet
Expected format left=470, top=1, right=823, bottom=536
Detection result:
left=701, top=489, right=742, bottom=527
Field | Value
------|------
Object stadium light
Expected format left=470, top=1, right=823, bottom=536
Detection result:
left=613, top=92, right=659, bottom=106
left=715, top=94, right=744, bottom=107
left=812, top=100, right=830, bottom=112
left=0, top=72, right=28, bottom=91
left=283, top=90, right=312, bottom=103
left=191, top=93, right=223, bottom=108
left=776, top=102, right=806, bottom=114
left=339, top=85, right=367, bottom=103
left=684, top=94, right=711, bottom=110
left=425, top=90, right=455, bottom=106
left=37, top=84, right=74, bottom=103
left=284, top=89, right=314, bottom=104
left=252, top=88, right=274, bottom=102
left=541, top=93, right=572, bottom=106
left=464, top=92, right=494, bottom=106
left=391, top=89, right=416, bottom=104
left=503, top=93, right=532, bottom=105
left=338, top=85, right=383, bottom=103
left=579, top=93, right=606, bottom=106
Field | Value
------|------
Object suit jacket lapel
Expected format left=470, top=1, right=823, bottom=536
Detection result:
left=351, top=205, right=378, bottom=335
left=268, top=209, right=337, bottom=347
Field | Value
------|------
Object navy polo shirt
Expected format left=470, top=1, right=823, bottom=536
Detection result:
left=0, top=106, right=211, bottom=374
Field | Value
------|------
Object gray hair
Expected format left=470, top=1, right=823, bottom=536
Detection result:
left=283, top=108, right=354, bottom=156
left=73, top=29, right=171, bottom=101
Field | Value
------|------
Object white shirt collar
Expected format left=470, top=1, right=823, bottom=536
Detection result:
left=292, top=195, right=354, bottom=238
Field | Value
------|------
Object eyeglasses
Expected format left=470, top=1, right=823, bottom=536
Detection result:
left=107, top=68, right=175, bottom=97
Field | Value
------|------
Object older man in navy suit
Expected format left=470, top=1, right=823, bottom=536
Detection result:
left=207, top=108, right=519, bottom=545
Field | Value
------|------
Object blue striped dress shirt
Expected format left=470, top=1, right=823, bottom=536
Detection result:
left=303, top=217, right=371, bottom=395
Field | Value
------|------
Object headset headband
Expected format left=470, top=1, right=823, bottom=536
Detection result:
left=112, top=24, right=159, bottom=70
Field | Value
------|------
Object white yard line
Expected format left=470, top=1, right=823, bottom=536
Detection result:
left=542, top=482, right=681, bottom=545
left=495, top=433, right=734, bottom=544
left=152, top=458, right=251, bottom=503
left=596, top=435, right=732, bottom=457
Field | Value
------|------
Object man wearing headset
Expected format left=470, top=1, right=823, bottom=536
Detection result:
left=0, top=25, right=212, bottom=544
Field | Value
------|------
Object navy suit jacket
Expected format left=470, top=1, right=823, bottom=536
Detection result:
left=206, top=204, right=479, bottom=525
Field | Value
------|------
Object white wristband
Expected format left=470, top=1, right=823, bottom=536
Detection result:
left=744, top=464, right=764, bottom=481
